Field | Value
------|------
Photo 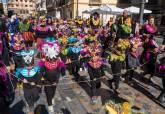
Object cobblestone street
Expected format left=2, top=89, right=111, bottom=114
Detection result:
left=9, top=61, right=165, bottom=114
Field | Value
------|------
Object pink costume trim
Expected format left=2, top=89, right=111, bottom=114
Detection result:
left=159, top=64, right=165, bottom=71
left=145, top=24, right=156, bottom=34
left=38, top=60, right=65, bottom=69
left=0, top=61, right=7, bottom=81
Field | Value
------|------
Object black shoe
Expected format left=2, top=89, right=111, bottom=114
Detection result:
left=158, top=92, right=165, bottom=103
left=142, top=72, right=149, bottom=76
left=91, top=96, right=97, bottom=104
left=108, top=80, right=113, bottom=89
left=127, top=80, right=133, bottom=86
left=113, top=89, right=120, bottom=95
left=75, top=77, right=80, bottom=82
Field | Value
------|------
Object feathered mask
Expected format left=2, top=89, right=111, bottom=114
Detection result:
left=42, top=38, right=60, bottom=59
left=130, top=37, right=142, bottom=48
left=117, top=39, right=130, bottom=50
left=18, top=49, right=36, bottom=65
left=68, top=36, right=77, bottom=43
left=11, top=33, right=25, bottom=50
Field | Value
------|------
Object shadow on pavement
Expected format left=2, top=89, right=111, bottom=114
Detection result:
left=99, top=88, right=127, bottom=105
left=10, top=100, right=26, bottom=114
left=130, top=79, right=165, bottom=109
left=133, top=71, right=162, bottom=91
left=34, top=104, right=49, bottom=114
left=61, top=108, right=71, bottom=114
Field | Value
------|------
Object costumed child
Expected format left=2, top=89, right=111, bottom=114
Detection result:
left=106, top=17, right=114, bottom=28
left=90, top=12, right=101, bottom=30
left=118, top=10, right=132, bottom=26
left=87, top=40, right=103, bottom=104
left=116, top=17, right=132, bottom=42
left=107, top=40, right=127, bottom=94
left=125, top=38, right=141, bottom=85
left=8, top=15, right=25, bottom=69
left=67, top=35, right=82, bottom=81
left=47, top=16, right=56, bottom=37
left=109, top=18, right=119, bottom=45
left=59, top=35, right=68, bottom=78
left=39, top=37, right=63, bottom=114
left=8, top=15, right=19, bottom=37
left=9, top=33, right=31, bottom=90
left=140, top=15, right=157, bottom=65
left=141, top=16, right=158, bottom=83
left=35, top=16, right=51, bottom=53
left=15, top=49, right=41, bottom=114
left=19, top=17, right=34, bottom=48
left=79, top=29, right=97, bottom=72
left=79, top=34, right=89, bottom=72
left=75, top=17, right=84, bottom=28
left=9, top=33, right=25, bottom=68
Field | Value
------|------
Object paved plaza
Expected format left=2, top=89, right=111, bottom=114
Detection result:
left=9, top=60, right=165, bottom=114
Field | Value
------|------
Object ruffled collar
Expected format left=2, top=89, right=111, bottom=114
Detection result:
left=92, top=18, right=100, bottom=26
left=61, top=48, right=68, bottom=55
left=37, top=26, right=49, bottom=31
left=19, top=22, right=30, bottom=31
left=159, top=64, right=165, bottom=71
left=13, top=44, right=24, bottom=51
left=44, top=60, right=60, bottom=70
left=145, top=24, right=157, bottom=34
left=70, top=46, right=81, bottom=53
left=88, top=57, right=102, bottom=69
left=19, top=66, right=40, bottom=77
left=122, top=24, right=132, bottom=34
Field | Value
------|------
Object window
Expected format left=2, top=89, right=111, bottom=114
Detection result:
left=25, top=0, right=27, bottom=2
left=25, top=5, right=28, bottom=7
left=89, top=0, right=102, bottom=5
left=29, top=0, right=33, bottom=2
left=20, top=10, right=22, bottom=14
left=147, top=0, right=158, bottom=5
left=20, top=0, right=23, bottom=2
left=23, top=10, right=25, bottom=14
left=161, top=16, right=165, bottom=25
left=118, top=0, right=131, bottom=3
left=26, top=10, right=29, bottom=14
left=29, top=5, right=33, bottom=7
left=16, top=4, right=19, bottom=7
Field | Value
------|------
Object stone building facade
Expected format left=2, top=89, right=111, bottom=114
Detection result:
left=7, top=0, right=35, bottom=15
left=46, top=0, right=118, bottom=19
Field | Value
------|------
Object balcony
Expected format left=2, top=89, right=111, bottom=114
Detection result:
left=89, top=0, right=102, bottom=5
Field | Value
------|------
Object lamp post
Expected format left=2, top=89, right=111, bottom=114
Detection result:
left=139, top=0, right=145, bottom=24
left=139, top=0, right=148, bottom=24
left=76, top=0, right=78, bottom=18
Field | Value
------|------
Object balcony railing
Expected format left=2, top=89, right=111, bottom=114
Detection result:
left=89, top=0, right=102, bottom=5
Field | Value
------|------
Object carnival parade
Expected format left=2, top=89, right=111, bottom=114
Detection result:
left=0, top=9, right=165, bottom=114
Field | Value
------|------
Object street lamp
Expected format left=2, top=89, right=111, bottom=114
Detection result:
left=76, top=0, right=78, bottom=18
left=139, top=0, right=148, bottom=24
